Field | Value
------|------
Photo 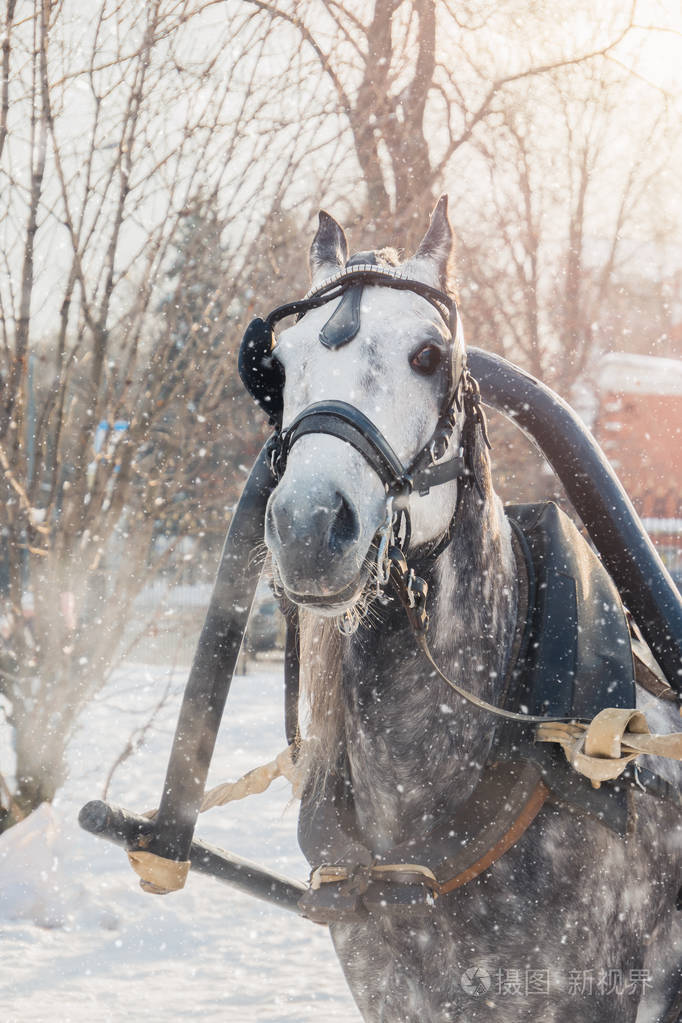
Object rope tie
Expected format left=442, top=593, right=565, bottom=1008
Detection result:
left=199, top=743, right=307, bottom=809
left=536, top=707, right=682, bottom=788
left=129, top=743, right=308, bottom=895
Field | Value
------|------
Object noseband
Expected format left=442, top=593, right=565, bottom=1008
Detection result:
left=272, top=400, right=465, bottom=499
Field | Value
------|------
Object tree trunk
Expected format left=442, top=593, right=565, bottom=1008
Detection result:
left=6, top=701, right=69, bottom=828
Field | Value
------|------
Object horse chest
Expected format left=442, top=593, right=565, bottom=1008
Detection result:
left=344, top=705, right=434, bottom=851
left=342, top=654, right=480, bottom=852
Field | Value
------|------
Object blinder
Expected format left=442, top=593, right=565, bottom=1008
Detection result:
left=238, top=317, right=286, bottom=426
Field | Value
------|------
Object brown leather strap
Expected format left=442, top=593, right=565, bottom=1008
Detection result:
left=438, top=778, right=548, bottom=893
left=306, top=762, right=548, bottom=905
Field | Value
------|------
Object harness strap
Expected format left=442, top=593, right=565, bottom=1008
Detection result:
left=310, top=862, right=439, bottom=894
left=499, top=520, right=532, bottom=708
left=387, top=544, right=682, bottom=784
left=629, top=614, right=678, bottom=702
left=276, top=400, right=468, bottom=498
left=386, top=544, right=682, bottom=796
left=298, top=762, right=548, bottom=923
left=536, top=709, right=682, bottom=787
left=436, top=777, right=548, bottom=894
left=283, top=610, right=302, bottom=757
left=387, top=545, right=588, bottom=725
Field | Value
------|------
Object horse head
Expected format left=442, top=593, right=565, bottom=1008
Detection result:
left=264, top=196, right=471, bottom=617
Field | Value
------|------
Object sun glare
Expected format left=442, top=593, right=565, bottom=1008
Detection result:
left=620, top=2, right=682, bottom=97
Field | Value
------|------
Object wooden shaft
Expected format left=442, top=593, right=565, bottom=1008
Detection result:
left=79, top=799, right=306, bottom=914
left=147, top=445, right=275, bottom=863
left=470, top=348, right=682, bottom=697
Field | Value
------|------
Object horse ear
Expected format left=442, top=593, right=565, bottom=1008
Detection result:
left=414, top=195, right=454, bottom=288
left=310, top=210, right=349, bottom=283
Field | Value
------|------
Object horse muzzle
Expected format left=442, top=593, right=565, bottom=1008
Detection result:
left=265, top=479, right=376, bottom=609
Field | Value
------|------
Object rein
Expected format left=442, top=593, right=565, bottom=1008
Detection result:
left=386, top=541, right=589, bottom=726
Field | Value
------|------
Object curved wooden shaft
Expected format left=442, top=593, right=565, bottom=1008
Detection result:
left=470, top=348, right=682, bottom=696
left=145, top=445, right=275, bottom=864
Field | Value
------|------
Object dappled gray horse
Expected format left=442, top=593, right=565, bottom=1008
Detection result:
left=264, top=199, right=682, bottom=1022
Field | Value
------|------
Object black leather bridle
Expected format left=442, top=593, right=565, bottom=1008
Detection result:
left=239, top=262, right=465, bottom=426
left=239, top=261, right=485, bottom=530
left=272, top=400, right=465, bottom=500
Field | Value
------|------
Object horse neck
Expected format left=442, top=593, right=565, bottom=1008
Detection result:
left=340, top=486, right=518, bottom=853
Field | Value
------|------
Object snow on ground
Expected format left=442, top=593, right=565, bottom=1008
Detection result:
left=0, top=658, right=359, bottom=1022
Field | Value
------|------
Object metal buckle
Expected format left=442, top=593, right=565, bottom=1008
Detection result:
left=339, top=611, right=358, bottom=636
left=268, top=435, right=284, bottom=479
left=405, top=568, right=429, bottom=632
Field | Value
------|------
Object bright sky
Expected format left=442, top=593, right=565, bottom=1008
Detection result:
left=618, top=1, right=682, bottom=97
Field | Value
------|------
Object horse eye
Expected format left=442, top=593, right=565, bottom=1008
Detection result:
left=410, top=343, right=442, bottom=375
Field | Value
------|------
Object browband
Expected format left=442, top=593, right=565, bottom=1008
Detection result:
left=267, top=266, right=457, bottom=340
left=305, top=265, right=455, bottom=326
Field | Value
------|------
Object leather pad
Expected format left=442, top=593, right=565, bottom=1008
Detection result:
left=319, top=286, right=363, bottom=349
left=319, top=251, right=377, bottom=350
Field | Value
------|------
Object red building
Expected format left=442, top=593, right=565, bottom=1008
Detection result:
left=592, top=353, right=682, bottom=583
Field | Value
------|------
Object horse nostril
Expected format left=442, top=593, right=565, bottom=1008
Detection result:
left=328, top=492, right=360, bottom=556
left=268, top=487, right=361, bottom=571
left=267, top=493, right=294, bottom=546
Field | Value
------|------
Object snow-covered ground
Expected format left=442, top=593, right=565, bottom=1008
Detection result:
left=0, top=658, right=359, bottom=1022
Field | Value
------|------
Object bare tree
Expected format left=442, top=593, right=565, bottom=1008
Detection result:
left=455, top=61, right=677, bottom=391
left=243, top=0, right=645, bottom=247
left=1, top=0, right=679, bottom=827
left=0, top=0, right=319, bottom=826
